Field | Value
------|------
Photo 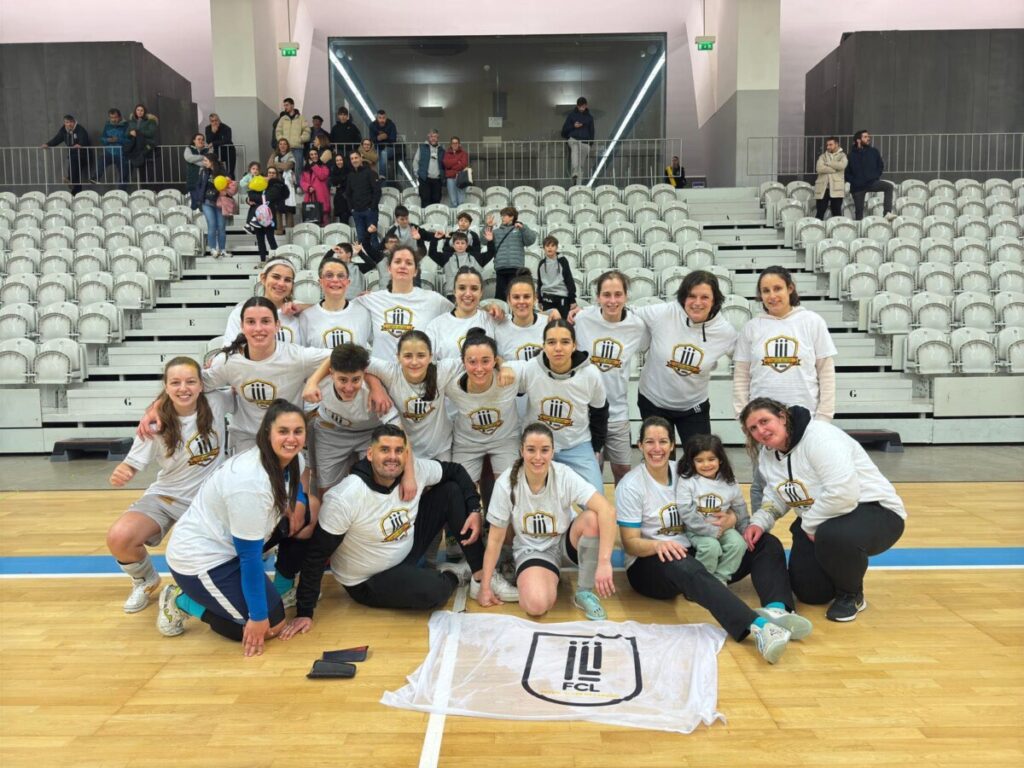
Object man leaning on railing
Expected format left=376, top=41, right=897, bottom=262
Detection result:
left=41, top=114, right=91, bottom=194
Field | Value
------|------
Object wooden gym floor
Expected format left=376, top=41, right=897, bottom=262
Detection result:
left=1, top=482, right=1022, bottom=767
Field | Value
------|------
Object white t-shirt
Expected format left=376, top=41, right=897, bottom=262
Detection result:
left=573, top=306, right=650, bottom=422
left=317, top=380, right=395, bottom=435
left=674, top=473, right=749, bottom=538
left=615, top=463, right=689, bottom=568
left=444, top=365, right=524, bottom=451
left=734, top=307, right=838, bottom=413
left=495, top=311, right=550, bottom=362
left=299, top=301, right=373, bottom=350
left=224, top=302, right=303, bottom=346
left=166, top=448, right=298, bottom=574
left=125, top=390, right=232, bottom=502
left=318, top=458, right=444, bottom=586
left=367, top=357, right=462, bottom=459
left=487, top=461, right=596, bottom=557
left=203, top=342, right=330, bottom=441
left=518, top=354, right=607, bottom=451
left=633, top=302, right=738, bottom=411
left=355, top=288, right=453, bottom=358
left=425, top=309, right=496, bottom=361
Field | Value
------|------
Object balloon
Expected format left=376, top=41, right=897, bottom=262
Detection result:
left=249, top=175, right=268, bottom=192
left=213, top=175, right=229, bottom=191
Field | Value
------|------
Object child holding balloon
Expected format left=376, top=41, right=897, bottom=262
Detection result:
left=244, top=168, right=277, bottom=265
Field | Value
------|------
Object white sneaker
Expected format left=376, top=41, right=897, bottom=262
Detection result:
left=221, top=249, right=231, bottom=258
left=437, top=559, right=472, bottom=587
left=470, top=572, right=520, bottom=603
left=755, top=605, right=813, bottom=640
left=157, top=584, right=186, bottom=637
left=280, top=586, right=297, bottom=609
left=123, top=571, right=161, bottom=614
left=751, top=621, right=791, bottom=664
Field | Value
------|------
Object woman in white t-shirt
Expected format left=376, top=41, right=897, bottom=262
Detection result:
left=159, top=399, right=308, bottom=657
left=493, top=269, right=554, bottom=363
left=616, top=416, right=812, bottom=664
left=106, top=357, right=230, bottom=614
left=224, top=259, right=304, bottom=345
left=733, top=266, right=838, bottom=511
left=298, top=254, right=373, bottom=350
left=424, top=266, right=497, bottom=360
left=571, top=269, right=650, bottom=485
left=477, top=423, right=616, bottom=621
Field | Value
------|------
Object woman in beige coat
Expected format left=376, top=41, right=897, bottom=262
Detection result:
left=814, top=137, right=847, bottom=220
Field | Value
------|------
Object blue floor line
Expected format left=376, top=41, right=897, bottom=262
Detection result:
left=2, top=548, right=1022, bottom=575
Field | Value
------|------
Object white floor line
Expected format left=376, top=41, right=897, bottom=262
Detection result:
left=418, top=583, right=468, bottom=768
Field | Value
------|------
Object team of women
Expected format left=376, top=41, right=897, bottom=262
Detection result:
left=105, top=243, right=907, bottom=663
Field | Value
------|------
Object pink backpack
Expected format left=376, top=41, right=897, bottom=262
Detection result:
left=254, top=194, right=274, bottom=227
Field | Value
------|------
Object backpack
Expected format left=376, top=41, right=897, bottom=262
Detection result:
left=254, top=194, right=274, bottom=227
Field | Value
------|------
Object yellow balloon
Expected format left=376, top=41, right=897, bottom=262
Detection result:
left=249, top=175, right=268, bottom=192
left=213, top=175, right=229, bottom=191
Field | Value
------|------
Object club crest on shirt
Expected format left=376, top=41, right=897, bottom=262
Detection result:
left=381, top=305, right=415, bottom=338
left=521, top=510, right=558, bottom=537
left=761, top=335, right=801, bottom=372
left=655, top=502, right=685, bottom=536
left=240, top=379, right=277, bottom=408
left=516, top=343, right=542, bottom=360
left=589, top=337, right=624, bottom=372
left=538, top=397, right=574, bottom=429
left=667, top=343, right=704, bottom=376
left=469, top=407, right=503, bottom=435
left=321, top=327, right=354, bottom=348
left=697, top=493, right=725, bottom=517
left=775, top=478, right=815, bottom=508
left=319, top=410, right=353, bottom=428
left=276, top=326, right=294, bottom=343
left=185, top=431, right=221, bottom=466
left=403, top=396, right=435, bottom=422
left=380, top=507, right=412, bottom=541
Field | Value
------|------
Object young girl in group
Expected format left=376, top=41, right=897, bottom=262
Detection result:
left=733, top=265, right=837, bottom=510
left=493, top=270, right=554, bottom=363
left=298, top=255, right=373, bottom=350
left=224, top=259, right=304, bottom=344
left=241, top=166, right=277, bottom=266
left=518, top=319, right=608, bottom=492
left=477, top=423, right=617, bottom=620
left=238, top=161, right=262, bottom=197
left=571, top=270, right=649, bottom=485
left=106, top=357, right=230, bottom=613
left=427, top=229, right=490, bottom=301
left=425, top=266, right=497, bottom=360
left=158, top=400, right=307, bottom=657
left=675, top=434, right=748, bottom=585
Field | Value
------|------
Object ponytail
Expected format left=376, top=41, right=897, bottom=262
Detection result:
left=221, top=296, right=279, bottom=359
left=510, top=422, right=555, bottom=508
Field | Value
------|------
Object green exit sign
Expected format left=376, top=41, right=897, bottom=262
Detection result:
left=697, top=41, right=714, bottom=51
left=279, top=42, right=300, bottom=57
left=695, top=36, right=716, bottom=51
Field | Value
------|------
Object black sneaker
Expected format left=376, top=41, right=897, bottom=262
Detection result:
left=826, top=592, right=867, bottom=622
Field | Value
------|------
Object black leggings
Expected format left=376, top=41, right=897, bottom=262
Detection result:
left=345, top=481, right=485, bottom=610
left=815, top=191, right=843, bottom=219
left=788, top=503, right=905, bottom=603
left=727, top=532, right=796, bottom=611
left=637, top=393, right=711, bottom=447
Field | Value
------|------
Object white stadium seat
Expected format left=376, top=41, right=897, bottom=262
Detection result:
left=951, top=327, right=997, bottom=374
left=36, top=273, right=75, bottom=306
left=76, top=271, right=115, bottom=304
left=953, top=291, right=996, bottom=332
left=683, top=241, right=715, bottom=270
left=906, top=328, right=954, bottom=374
left=878, top=263, right=915, bottom=297
left=34, top=337, right=86, bottom=383
left=1, top=274, right=38, bottom=304
left=0, top=303, right=37, bottom=340
left=720, top=294, right=753, bottom=331
left=78, top=302, right=123, bottom=344
left=995, top=327, right=1024, bottom=372
left=990, top=262, right=1024, bottom=294
left=659, top=266, right=692, bottom=300
left=0, top=338, right=37, bottom=384
left=869, top=292, right=913, bottom=335
left=995, top=291, right=1024, bottom=328
left=954, top=262, right=993, bottom=293
left=36, top=301, right=79, bottom=341
left=840, top=263, right=879, bottom=300
left=916, top=262, right=955, bottom=296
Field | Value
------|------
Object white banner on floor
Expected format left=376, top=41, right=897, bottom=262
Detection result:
left=381, top=611, right=727, bottom=734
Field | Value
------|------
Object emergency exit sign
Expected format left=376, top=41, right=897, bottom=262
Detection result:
left=279, top=42, right=300, bottom=57
left=696, top=36, right=716, bottom=51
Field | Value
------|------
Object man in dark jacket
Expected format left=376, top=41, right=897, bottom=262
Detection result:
left=845, top=130, right=894, bottom=221
left=344, top=150, right=382, bottom=242
left=413, top=129, right=444, bottom=206
left=561, top=97, right=595, bottom=185
left=370, top=109, right=398, bottom=180
left=204, top=113, right=236, bottom=178
left=97, top=108, right=130, bottom=189
left=330, top=107, right=363, bottom=158
left=42, top=114, right=91, bottom=194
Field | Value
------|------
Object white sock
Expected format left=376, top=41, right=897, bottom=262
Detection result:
left=119, top=553, right=156, bottom=582
left=576, top=536, right=599, bottom=592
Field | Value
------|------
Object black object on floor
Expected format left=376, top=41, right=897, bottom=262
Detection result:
left=51, top=437, right=133, bottom=462
left=322, top=646, right=369, bottom=663
left=845, top=429, right=904, bottom=453
left=307, top=660, right=358, bottom=679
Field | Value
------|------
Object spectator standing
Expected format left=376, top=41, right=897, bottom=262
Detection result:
left=97, top=108, right=130, bottom=190
left=275, top=98, right=311, bottom=179
left=330, top=153, right=351, bottom=225
left=309, top=115, right=330, bottom=146
left=484, top=207, right=537, bottom=300
left=125, top=103, right=159, bottom=185
left=205, top=113, right=236, bottom=178
left=300, top=148, right=332, bottom=226
left=344, top=151, right=382, bottom=243
left=264, top=167, right=289, bottom=236
left=312, top=133, right=333, bottom=165
left=359, top=138, right=378, bottom=170
left=814, top=137, right=847, bottom=220
left=370, top=109, right=397, bottom=180
left=845, top=130, right=894, bottom=221
left=245, top=173, right=277, bottom=266
left=561, top=97, right=594, bottom=185
left=330, top=107, right=363, bottom=159
left=267, top=138, right=298, bottom=231
left=184, top=134, right=213, bottom=199
left=665, top=155, right=686, bottom=188
left=42, top=114, right=90, bottom=194
left=535, top=235, right=576, bottom=318
left=413, top=130, right=445, bottom=206
left=191, top=155, right=228, bottom=258
left=443, top=136, right=469, bottom=207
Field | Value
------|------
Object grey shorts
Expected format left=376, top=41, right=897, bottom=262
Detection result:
left=127, top=494, right=190, bottom=546
left=313, top=419, right=373, bottom=490
left=513, top=530, right=579, bottom=578
left=601, top=420, right=632, bottom=465
left=453, top=439, right=519, bottom=484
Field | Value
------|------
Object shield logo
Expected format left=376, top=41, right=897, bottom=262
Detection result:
left=517, top=343, right=542, bottom=361
left=522, top=632, right=642, bottom=707
left=666, top=343, right=704, bottom=376
left=470, top=408, right=503, bottom=435
left=379, top=507, right=412, bottom=541
left=776, top=478, right=814, bottom=508
left=403, top=396, right=435, bottom=422
left=323, top=327, right=353, bottom=347
left=697, top=493, right=724, bottom=516
left=538, top=397, right=573, bottom=430
left=185, top=431, right=221, bottom=467
left=240, top=379, right=277, bottom=407
left=655, top=503, right=684, bottom=536
left=761, top=335, right=800, bottom=372
left=589, top=337, right=624, bottom=372
left=382, top=306, right=415, bottom=338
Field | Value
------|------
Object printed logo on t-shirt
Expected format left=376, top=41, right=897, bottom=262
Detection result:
left=321, top=327, right=354, bottom=348
left=382, top=306, right=415, bottom=338
left=655, top=503, right=685, bottom=536
left=185, top=431, right=221, bottom=466
left=589, top=337, right=624, bottom=372
left=666, top=343, right=704, bottom=376
left=380, top=507, right=412, bottom=541
left=516, top=343, right=542, bottom=360
left=403, top=396, right=435, bottom=423
left=538, top=397, right=574, bottom=430
left=761, top=335, right=801, bottom=372
left=320, top=410, right=353, bottom=428
left=240, top=379, right=277, bottom=408
left=775, top=478, right=815, bottom=508
left=697, top=493, right=725, bottom=517
left=521, top=510, right=558, bottom=537
left=277, top=327, right=293, bottom=344
left=469, top=407, right=503, bottom=435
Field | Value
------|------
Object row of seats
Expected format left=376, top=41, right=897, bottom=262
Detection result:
left=0, top=203, right=203, bottom=234
left=841, top=261, right=1024, bottom=300
left=761, top=177, right=1022, bottom=205
left=0, top=337, right=87, bottom=384
left=383, top=182, right=688, bottom=211
left=892, top=196, right=1021, bottom=220
left=815, top=236, right=1023, bottom=272
left=2, top=246, right=182, bottom=281
left=864, top=290, right=1024, bottom=334
left=793, top=214, right=1022, bottom=247
left=0, top=300, right=125, bottom=344
left=905, top=326, right=1024, bottom=375
left=0, top=272, right=153, bottom=324
left=0, top=188, right=186, bottom=214
left=2, top=222, right=203, bottom=256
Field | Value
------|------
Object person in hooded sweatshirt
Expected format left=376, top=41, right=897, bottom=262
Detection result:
left=630, top=271, right=738, bottom=447
left=740, top=397, right=906, bottom=623
left=732, top=266, right=837, bottom=511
